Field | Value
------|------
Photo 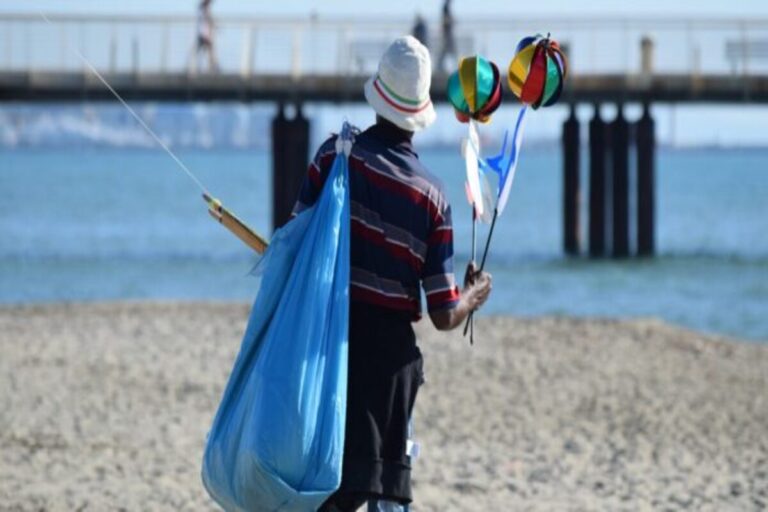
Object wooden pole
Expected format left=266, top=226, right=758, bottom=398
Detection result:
left=637, top=103, right=655, bottom=256
left=588, top=104, right=607, bottom=258
left=611, top=103, right=630, bottom=258
left=562, top=104, right=580, bottom=255
left=204, top=193, right=269, bottom=254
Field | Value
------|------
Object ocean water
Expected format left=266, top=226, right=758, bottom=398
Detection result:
left=1, top=146, right=766, bottom=341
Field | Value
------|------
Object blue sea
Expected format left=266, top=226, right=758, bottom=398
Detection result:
left=1, top=146, right=766, bottom=341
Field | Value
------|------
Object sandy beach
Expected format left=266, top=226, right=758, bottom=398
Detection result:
left=0, top=302, right=766, bottom=511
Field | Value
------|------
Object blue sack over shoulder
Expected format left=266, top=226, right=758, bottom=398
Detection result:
left=202, top=126, right=353, bottom=512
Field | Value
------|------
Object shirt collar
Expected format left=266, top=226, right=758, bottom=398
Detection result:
left=363, top=122, right=416, bottom=156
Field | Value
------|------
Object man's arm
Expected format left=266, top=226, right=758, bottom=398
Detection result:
left=429, top=261, right=492, bottom=331
left=421, top=201, right=492, bottom=330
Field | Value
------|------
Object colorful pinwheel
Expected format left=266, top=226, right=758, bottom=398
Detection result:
left=447, top=55, right=503, bottom=124
left=459, top=35, right=568, bottom=339
left=448, top=55, right=502, bottom=223
left=478, top=33, right=568, bottom=235
left=508, top=33, right=568, bottom=109
left=447, top=55, right=503, bottom=225
left=447, top=55, right=504, bottom=342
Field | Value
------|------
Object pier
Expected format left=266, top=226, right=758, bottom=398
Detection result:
left=2, top=13, right=767, bottom=255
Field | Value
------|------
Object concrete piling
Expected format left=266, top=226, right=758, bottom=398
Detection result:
left=611, top=104, right=630, bottom=258
left=636, top=103, right=656, bottom=256
left=562, top=105, right=581, bottom=255
left=271, top=104, right=310, bottom=230
left=588, top=104, right=607, bottom=257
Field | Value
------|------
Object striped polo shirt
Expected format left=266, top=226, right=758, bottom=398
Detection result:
left=292, top=122, right=460, bottom=320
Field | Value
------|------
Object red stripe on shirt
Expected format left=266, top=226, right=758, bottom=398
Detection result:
left=350, top=156, right=441, bottom=223
left=318, top=151, right=336, bottom=169
left=308, top=161, right=322, bottom=187
left=307, top=150, right=338, bottom=189
left=426, top=286, right=461, bottom=309
left=428, top=226, right=453, bottom=245
left=351, top=284, right=420, bottom=314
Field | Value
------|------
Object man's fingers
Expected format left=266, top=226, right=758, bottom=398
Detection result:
left=464, top=269, right=493, bottom=311
left=476, top=271, right=492, bottom=288
left=464, top=261, right=479, bottom=286
left=472, top=272, right=493, bottom=309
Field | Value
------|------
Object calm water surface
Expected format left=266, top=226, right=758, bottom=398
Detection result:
left=1, top=146, right=766, bottom=341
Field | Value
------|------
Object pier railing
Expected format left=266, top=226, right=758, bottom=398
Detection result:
left=3, top=12, right=766, bottom=256
left=3, top=13, right=768, bottom=77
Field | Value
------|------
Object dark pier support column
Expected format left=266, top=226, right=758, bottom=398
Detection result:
left=272, top=103, right=310, bottom=231
left=562, top=105, right=580, bottom=255
left=588, top=104, right=607, bottom=257
left=611, top=104, right=630, bottom=258
left=636, top=103, right=656, bottom=256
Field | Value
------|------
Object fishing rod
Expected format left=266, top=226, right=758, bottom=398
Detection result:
left=39, top=13, right=269, bottom=255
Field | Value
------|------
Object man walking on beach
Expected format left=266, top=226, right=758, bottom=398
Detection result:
left=292, top=36, right=492, bottom=512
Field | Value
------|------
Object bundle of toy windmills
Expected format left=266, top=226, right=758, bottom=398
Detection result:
left=447, top=34, right=568, bottom=343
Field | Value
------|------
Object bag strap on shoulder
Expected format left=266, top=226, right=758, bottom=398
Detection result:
left=336, top=122, right=358, bottom=156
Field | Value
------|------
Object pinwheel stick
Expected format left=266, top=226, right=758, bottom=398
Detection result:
left=463, top=207, right=498, bottom=337
left=470, top=205, right=477, bottom=344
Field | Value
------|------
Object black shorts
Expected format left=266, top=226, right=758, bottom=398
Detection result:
left=323, top=302, right=424, bottom=509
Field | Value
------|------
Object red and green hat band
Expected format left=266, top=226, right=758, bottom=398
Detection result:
left=373, top=75, right=432, bottom=114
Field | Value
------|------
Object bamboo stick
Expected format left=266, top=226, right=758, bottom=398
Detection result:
left=203, top=193, right=269, bottom=254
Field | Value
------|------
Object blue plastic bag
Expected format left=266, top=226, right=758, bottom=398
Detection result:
left=202, top=128, right=352, bottom=512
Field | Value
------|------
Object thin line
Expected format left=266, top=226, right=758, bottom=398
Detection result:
left=39, top=12, right=209, bottom=195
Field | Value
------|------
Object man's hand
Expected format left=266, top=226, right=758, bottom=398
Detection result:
left=464, top=260, right=477, bottom=287
left=429, top=261, right=492, bottom=331
left=462, top=261, right=492, bottom=311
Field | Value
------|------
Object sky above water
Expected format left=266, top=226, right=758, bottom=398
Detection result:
left=4, top=0, right=768, bottom=17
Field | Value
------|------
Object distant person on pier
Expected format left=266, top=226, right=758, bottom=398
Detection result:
left=294, top=36, right=493, bottom=512
left=437, top=0, right=456, bottom=72
left=411, top=14, right=428, bottom=48
left=191, top=0, right=218, bottom=74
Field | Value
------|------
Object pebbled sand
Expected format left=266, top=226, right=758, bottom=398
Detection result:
left=0, top=303, right=766, bottom=511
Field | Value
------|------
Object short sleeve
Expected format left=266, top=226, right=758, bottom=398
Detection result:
left=421, top=203, right=460, bottom=311
left=291, top=137, right=338, bottom=217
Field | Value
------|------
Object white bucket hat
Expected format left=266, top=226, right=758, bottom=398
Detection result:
left=364, top=36, right=436, bottom=132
